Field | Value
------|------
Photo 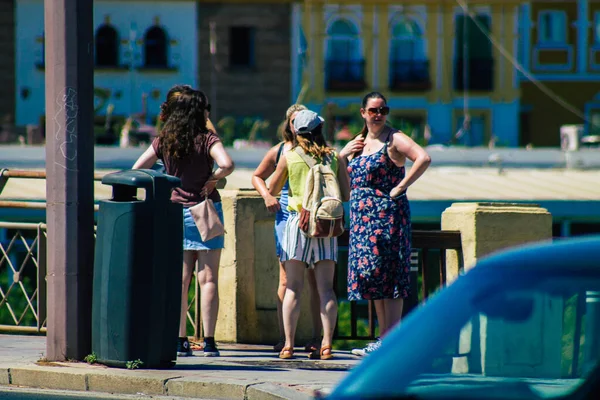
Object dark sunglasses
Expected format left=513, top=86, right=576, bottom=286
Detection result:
left=366, top=106, right=390, bottom=116
left=205, top=104, right=212, bottom=112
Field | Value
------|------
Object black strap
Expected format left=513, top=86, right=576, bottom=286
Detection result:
left=274, top=142, right=285, bottom=168
left=384, top=127, right=394, bottom=146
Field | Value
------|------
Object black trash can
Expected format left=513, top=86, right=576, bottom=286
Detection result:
left=92, top=169, right=183, bottom=369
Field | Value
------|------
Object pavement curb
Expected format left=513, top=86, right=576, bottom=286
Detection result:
left=246, top=383, right=313, bottom=400
left=1, top=366, right=313, bottom=399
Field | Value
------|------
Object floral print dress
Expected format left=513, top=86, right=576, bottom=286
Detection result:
left=347, top=136, right=411, bottom=300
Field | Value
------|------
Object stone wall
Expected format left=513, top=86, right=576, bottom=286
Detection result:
left=197, top=3, right=292, bottom=141
left=216, top=189, right=315, bottom=344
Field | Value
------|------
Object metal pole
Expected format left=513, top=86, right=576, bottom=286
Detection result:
left=44, top=0, right=95, bottom=361
left=209, top=21, right=218, bottom=120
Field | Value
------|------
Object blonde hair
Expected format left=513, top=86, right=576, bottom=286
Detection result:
left=279, top=104, right=308, bottom=142
left=294, top=123, right=333, bottom=159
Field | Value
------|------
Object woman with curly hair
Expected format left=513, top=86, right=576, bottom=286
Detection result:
left=133, top=87, right=235, bottom=358
left=252, top=104, right=322, bottom=354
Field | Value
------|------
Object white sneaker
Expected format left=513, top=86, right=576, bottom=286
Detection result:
left=351, top=338, right=381, bottom=356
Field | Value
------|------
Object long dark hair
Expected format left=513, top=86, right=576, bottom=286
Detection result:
left=158, top=89, right=210, bottom=160
left=358, top=91, right=388, bottom=138
left=159, top=85, right=192, bottom=122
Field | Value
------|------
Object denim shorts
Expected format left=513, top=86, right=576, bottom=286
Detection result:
left=183, top=202, right=225, bottom=251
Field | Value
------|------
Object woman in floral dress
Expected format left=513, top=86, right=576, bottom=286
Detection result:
left=339, top=92, right=431, bottom=355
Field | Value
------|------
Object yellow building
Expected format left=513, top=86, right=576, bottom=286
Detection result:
left=520, top=0, right=600, bottom=147
left=293, top=0, right=527, bottom=146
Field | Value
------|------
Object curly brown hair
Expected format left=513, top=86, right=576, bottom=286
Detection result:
left=159, top=85, right=192, bottom=122
left=158, top=89, right=211, bottom=160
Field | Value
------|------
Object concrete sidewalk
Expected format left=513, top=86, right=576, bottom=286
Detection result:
left=0, top=335, right=359, bottom=399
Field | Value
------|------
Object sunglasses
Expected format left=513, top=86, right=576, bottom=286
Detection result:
left=205, top=104, right=212, bottom=112
left=366, top=106, right=390, bottom=116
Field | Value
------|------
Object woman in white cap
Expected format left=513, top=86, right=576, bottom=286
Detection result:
left=269, top=110, right=350, bottom=360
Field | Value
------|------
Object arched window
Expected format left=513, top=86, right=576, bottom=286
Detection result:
left=95, top=24, right=119, bottom=67
left=325, top=18, right=364, bottom=90
left=389, top=18, right=429, bottom=90
left=390, top=19, right=424, bottom=61
left=326, top=19, right=360, bottom=61
left=144, top=26, right=168, bottom=68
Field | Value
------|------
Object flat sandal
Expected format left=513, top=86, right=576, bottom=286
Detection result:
left=279, top=346, right=294, bottom=359
left=320, top=345, right=333, bottom=360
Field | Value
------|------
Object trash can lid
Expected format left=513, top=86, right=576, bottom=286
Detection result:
left=101, top=169, right=181, bottom=189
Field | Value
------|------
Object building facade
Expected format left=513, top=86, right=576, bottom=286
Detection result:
left=293, top=0, right=525, bottom=146
left=196, top=1, right=292, bottom=140
left=519, top=0, right=600, bottom=147
left=0, top=0, right=16, bottom=125
left=14, top=0, right=199, bottom=127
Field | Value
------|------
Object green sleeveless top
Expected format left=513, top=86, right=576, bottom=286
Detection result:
left=286, top=148, right=338, bottom=212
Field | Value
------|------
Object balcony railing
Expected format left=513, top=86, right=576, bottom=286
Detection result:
left=325, top=59, right=366, bottom=91
left=454, top=58, right=494, bottom=91
left=389, top=60, right=431, bottom=91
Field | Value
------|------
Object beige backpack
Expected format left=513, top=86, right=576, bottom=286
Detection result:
left=295, top=147, right=345, bottom=238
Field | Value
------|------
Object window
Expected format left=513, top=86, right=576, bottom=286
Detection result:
left=538, top=11, right=567, bottom=44
left=388, top=18, right=428, bottom=90
left=144, top=26, right=168, bottom=68
left=229, top=27, right=255, bottom=68
left=326, top=19, right=360, bottom=61
left=325, top=18, right=364, bottom=89
left=95, top=24, right=119, bottom=67
left=390, top=19, right=423, bottom=61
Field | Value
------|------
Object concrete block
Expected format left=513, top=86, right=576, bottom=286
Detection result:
left=247, top=383, right=313, bottom=400
left=86, top=373, right=167, bottom=396
left=9, top=368, right=87, bottom=391
left=0, top=368, right=9, bottom=385
left=166, top=378, right=247, bottom=399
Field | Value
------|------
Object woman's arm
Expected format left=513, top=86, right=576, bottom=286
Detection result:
left=268, top=154, right=288, bottom=197
left=202, top=141, right=235, bottom=197
left=389, top=131, right=431, bottom=199
left=252, top=145, right=281, bottom=212
left=336, top=155, right=351, bottom=202
left=132, top=145, right=158, bottom=169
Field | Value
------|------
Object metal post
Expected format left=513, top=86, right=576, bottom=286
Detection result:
left=209, top=21, right=218, bottom=120
left=44, top=0, right=95, bottom=361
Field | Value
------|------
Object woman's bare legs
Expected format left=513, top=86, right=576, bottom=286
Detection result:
left=373, top=300, right=387, bottom=337
left=179, top=251, right=197, bottom=337
left=306, top=268, right=323, bottom=348
left=275, top=260, right=287, bottom=348
left=382, top=298, right=403, bottom=336
left=196, top=249, right=222, bottom=338
left=281, top=260, right=306, bottom=356
left=313, top=260, right=337, bottom=356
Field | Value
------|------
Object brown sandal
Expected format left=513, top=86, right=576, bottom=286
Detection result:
left=319, top=345, right=333, bottom=360
left=279, top=346, right=294, bottom=359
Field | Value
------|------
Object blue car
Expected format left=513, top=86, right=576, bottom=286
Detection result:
left=329, top=236, right=600, bottom=400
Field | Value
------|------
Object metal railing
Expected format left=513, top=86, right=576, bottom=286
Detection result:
left=334, top=230, right=463, bottom=341
left=0, top=170, right=104, bottom=334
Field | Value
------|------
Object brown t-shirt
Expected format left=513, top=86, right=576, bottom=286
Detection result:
left=152, top=130, right=221, bottom=207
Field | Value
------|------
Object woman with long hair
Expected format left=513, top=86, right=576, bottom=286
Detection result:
left=252, top=104, right=322, bottom=353
left=339, top=91, right=431, bottom=356
left=269, top=110, right=350, bottom=360
left=133, top=87, right=235, bottom=357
